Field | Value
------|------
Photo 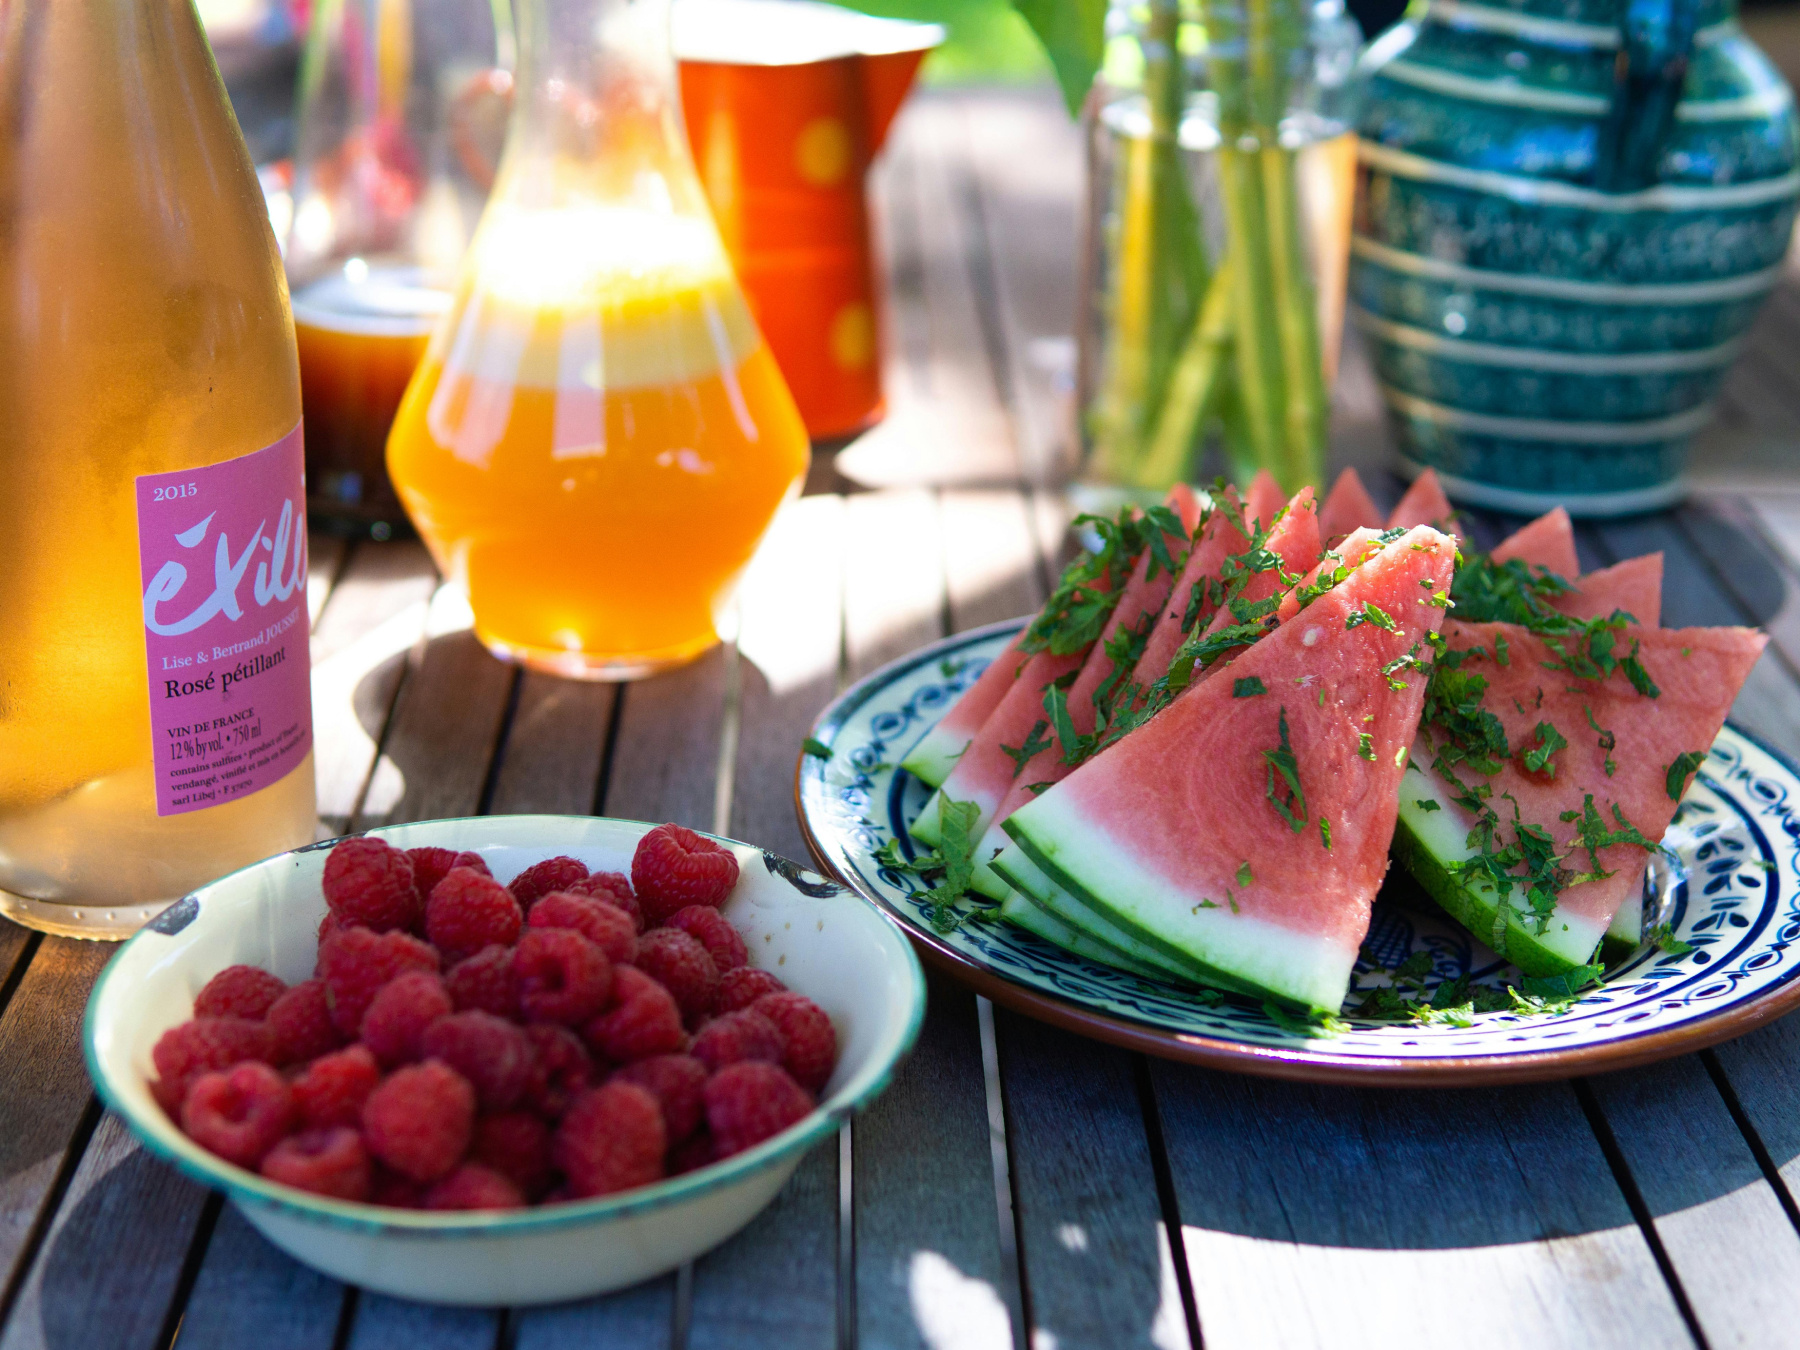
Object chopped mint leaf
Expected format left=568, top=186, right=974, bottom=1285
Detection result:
left=1415, top=799, right=1440, bottom=812
left=1262, top=1002, right=1342, bottom=1037
left=1622, top=643, right=1660, bottom=698
left=1262, top=707, right=1308, bottom=833
left=1522, top=721, right=1568, bottom=778
left=802, top=737, right=833, bottom=760
left=1320, top=816, right=1332, bottom=849
left=1233, top=676, right=1268, bottom=698
left=1666, top=750, right=1707, bottom=802
left=1583, top=706, right=1618, bottom=777
left=1394, top=949, right=1434, bottom=981
left=919, top=798, right=982, bottom=933
left=1357, top=732, right=1376, bottom=761
left=1448, top=553, right=1575, bottom=626
left=939, top=657, right=968, bottom=678
left=1023, top=781, right=1054, bottom=796
left=1236, top=860, right=1253, bottom=887
left=1345, top=601, right=1398, bottom=632
left=1001, top=720, right=1053, bottom=779
left=1494, top=633, right=1510, bottom=667
left=1647, top=922, right=1694, bottom=956
left=1518, top=963, right=1605, bottom=1004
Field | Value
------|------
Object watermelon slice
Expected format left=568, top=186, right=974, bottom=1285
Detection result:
left=1000, top=525, right=1457, bottom=1013
left=998, top=884, right=1185, bottom=982
left=1394, top=619, right=1766, bottom=973
left=900, top=633, right=1028, bottom=788
left=1491, top=508, right=1578, bottom=578
left=1319, top=467, right=1383, bottom=545
left=1558, top=554, right=1663, bottom=627
left=910, top=646, right=1086, bottom=849
left=1388, top=469, right=1454, bottom=532
left=1273, top=527, right=1391, bottom=626
left=971, top=490, right=1203, bottom=878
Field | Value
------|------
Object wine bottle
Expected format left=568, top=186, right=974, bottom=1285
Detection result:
left=0, top=0, right=319, bottom=937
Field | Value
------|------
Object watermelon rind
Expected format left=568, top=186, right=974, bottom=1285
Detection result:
left=909, top=790, right=944, bottom=848
left=899, top=725, right=968, bottom=789
left=1000, top=798, right=1355, bottom=1014
left=1393, top=762, right=1607, bottom=976
left=968, top=853, right=1011, bottom=901
left=996, top=887, right=1176, bottom=982
left=1602, top=894, right=1645, bottom=962
left=991, top=845, right=1202, bottom=985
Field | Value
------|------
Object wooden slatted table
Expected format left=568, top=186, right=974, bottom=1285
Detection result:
left=10, top=87, right=1800, bottom=1349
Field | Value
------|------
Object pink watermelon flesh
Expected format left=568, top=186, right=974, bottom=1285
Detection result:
left=1244, top=470, right=1286, bottom=529
left=1557, top=554, right=1663, bottom=627
left=901, top=632, right=1029, bottom=787
left=1275, top=527, right=1388, bottom=626
left=1003, top=525, right=1457, bottom=1012
left=1128, top=494, right=1258, bottom=704
left=1411, top=618, right=1765, bottom=951
left=1319, top=468, right=1384, bottom=545
left=988, top=491, right=1202, bottom=824
left=1387, top=469, right=1454, bottom=533
left=912, top=645, right=1088, bottom=846
left=1183, top=488, right=1321, bottom=689
left=1490, top=508, right=1578, bottom=578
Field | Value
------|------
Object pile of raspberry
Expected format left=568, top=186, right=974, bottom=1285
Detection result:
left=149, top=823, right=836, bottom=1211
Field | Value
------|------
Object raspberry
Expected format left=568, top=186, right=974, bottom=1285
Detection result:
left=182, top=1062, right=295, bottom=1167
left=583, top=966, right=686, bottom=1063
left=529, top=892, right=637, bottom=965
left=318, top=926, right=440, bottom=1036
left=359, top=972, right=453, bottom=1066
left=508, top=856, right=591, bottom=912
left=666, top=906, right=747, bottom=973
left=522, top=1024, right=593, bottom=1119
left=634, top=928, right=718, bottom=1026
left=445, top=944, right=520, bottom=1019
left=568, top=872, right=643, bottom=932
left=471, top=1112, right=554, bottom=1197
left=267, top=979, right=342, bottom=1064
left=292, top=1044, right=382, bottom=1130
left=752, top=992, right=837, bottom=1093
left=554, top=1083, right=666, bottom=1198
left=323, top=836, right=419, bottom=932
left=610, top=1055, right=707, bottom=1142
left=426, top=868, right=523, bottom=963
left=513, top=928, right=613, bottom=1025
left=261, top=1127, right=371, bottom=1202
left=151, top=1017, right=276, bottom=1115
left=362, top=1060, right=476, bottom=1183
left=690, top=1010, right=784, bottom=1075
left=421, top=1012, right=535, bottom=1111
left=670, top=1130, right=715, bottom=1175
left=632, top=824, right=739, bottom=923
left=713, top=967, right=786, bottom=1015
left=317, top=910, right=346, bottom=955
left=194, top=965, right=288, bottom=1021
left=705, top=1062, right=814, bottom=1159
left=423, top=1163, right=526, bottom=1211
left=407, top=847, right=490, bottom=906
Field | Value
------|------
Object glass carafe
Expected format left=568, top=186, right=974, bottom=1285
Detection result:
left=385, top=0, right=810, bottom=679
left=287, top=0, right=514, bottom=535
left=0, top=0, right=318, bottom=937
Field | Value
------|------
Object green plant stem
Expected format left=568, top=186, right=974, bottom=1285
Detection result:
left=1133, top=259, right=1236, bottom=489
left=1261, top=144, right=1325, bottom=489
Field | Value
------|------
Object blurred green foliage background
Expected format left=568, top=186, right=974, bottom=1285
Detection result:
left=827, top=0, right=1052, bottom=82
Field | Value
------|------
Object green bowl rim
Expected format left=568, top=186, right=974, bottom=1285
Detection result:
left=83, top=814, right=927, bottom=1238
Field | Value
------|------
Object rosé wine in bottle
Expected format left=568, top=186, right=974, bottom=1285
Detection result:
left=0, top=0, right=319, bottom=937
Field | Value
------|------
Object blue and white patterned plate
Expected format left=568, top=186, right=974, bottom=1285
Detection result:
left=795, top=619, right=1800, bottom=1084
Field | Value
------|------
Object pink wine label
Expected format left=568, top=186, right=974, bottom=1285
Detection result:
left=137, top=424, right=314, bottom=817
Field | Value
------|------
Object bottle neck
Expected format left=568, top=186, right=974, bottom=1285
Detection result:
left=497, top=0, right=702, bottom=213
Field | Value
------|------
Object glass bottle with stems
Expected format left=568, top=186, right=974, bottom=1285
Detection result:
left=385, top=0, right=810, bottom=680
left=1080, top=0, right=1360, bottom=500
left=0, top=0, right=318, bottom=937
left=287, top=0, right=515, bottom=536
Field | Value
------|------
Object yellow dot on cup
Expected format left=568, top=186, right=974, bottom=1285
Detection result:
left=795, top=117, right=852, bottom=186
left=829, top=303, right=874, bottom=370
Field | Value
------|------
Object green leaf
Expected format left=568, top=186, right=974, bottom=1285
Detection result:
left=1647, top=922, right=1694, bottom=956
left=1009, top=0, right=1108, bottom=118
left=1345, top=601, right=1398, bottom=633
left=1522, top=721, right=1568, bottom=778
left=1415, top=799, right=1441, bottom=812
left=920, top=798, right=982, bottom=932
left=1357, top=732, right=1376, bottom=762
left=801, top=737, right=832, bottom=760
left=1001, top=720, right=1053, bottom=779
left=1320, top=816, right=1332, bottom=849
left=1666, top=750, right=1707, bottom=802
left=1236, top=860, right=1253, bottom=887
left=1262, top=706, right=1308, bottom=833
left=1233, top=676, right=1268, bottom=698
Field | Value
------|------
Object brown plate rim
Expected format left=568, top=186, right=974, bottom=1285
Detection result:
left=792, top=624, right=1800, bottom=1086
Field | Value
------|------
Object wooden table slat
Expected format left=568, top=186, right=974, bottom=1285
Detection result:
left=171, top=1206, right=347, bottom=1350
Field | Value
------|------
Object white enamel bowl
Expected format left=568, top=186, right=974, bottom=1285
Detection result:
left=84, top=815, right=924, bottom=1306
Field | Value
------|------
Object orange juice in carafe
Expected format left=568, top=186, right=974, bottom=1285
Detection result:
left=385, top=0, right=810, bottom=680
